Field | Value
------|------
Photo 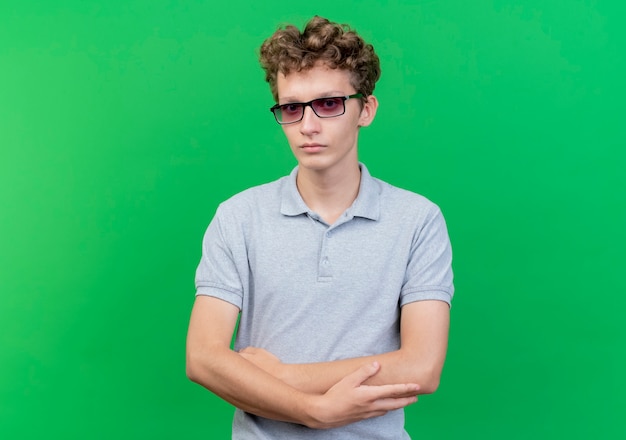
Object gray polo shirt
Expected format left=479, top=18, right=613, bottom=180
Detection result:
left=195, top=163, right=454, bottom=439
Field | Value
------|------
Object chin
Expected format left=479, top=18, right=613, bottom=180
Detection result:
left=296, top=154, right=332, bottom=169
left=299, top=157, right=356, bottom=176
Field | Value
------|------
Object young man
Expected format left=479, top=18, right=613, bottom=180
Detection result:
left=186, top=16, right=454, bottom=439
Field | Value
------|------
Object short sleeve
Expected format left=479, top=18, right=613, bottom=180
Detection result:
left=400, top=206, right=454, bottom=307
left=194, top=205, right=245, bottom=309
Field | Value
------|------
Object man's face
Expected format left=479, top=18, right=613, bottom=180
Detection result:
left=275, top=64, right=377, bottom=175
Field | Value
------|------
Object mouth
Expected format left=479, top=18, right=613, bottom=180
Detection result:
left=300, top=143, right=325, bottom=153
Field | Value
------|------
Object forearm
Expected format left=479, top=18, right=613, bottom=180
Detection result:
left=279, top=349, right=441, bottom=395
left=186, top=345, right=317, bottom=426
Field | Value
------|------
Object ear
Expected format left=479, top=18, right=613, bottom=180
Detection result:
left=357, top=95, right=379, bottom=127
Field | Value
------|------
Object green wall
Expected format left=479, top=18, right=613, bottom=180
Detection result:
left=1, top=1, right=624, bottom=438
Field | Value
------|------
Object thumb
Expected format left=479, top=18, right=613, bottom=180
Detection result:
left=345, top=362, right=381, bottom=387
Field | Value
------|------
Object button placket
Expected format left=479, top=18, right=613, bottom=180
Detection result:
left=318, top=227, right=333, bottom=281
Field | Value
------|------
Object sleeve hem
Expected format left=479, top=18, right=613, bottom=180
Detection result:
left=400, top=288, right=453, bottom=307
left=195, top=286, right=243, bottom=310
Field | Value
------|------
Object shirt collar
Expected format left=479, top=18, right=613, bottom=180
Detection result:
left=280, top=163, right=381, bottom=221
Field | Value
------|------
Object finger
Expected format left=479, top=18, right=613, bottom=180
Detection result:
left=383, top=383, right=420, bottom=397
left=344, top=362, right=381, bottom=387
left=371, top=395, right=418, bottom=412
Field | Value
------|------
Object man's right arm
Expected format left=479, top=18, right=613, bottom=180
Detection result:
left=185, top=295, right=420, bottom=429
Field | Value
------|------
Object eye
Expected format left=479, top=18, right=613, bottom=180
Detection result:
left=320, top=98, right=341, bottom=109
left=281, top=103, right=302, bottom=115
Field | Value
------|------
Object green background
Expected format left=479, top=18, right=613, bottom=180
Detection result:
left=1, top=0, right=624, bottom=438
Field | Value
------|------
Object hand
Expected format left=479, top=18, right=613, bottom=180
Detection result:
left=305, top=362, right=419, bottom=429
left=239, top=347, right=283, bottom=378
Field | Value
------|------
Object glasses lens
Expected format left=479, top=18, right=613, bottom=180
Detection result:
left=311, top=97, right=345, bottom=117
left=276, top=103, right=303, bottom=123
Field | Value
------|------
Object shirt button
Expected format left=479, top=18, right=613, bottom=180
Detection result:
left=323, top=258, right=329, bottom=265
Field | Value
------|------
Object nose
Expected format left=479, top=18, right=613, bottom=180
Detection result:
left=299, top=105, right=321, bottom=135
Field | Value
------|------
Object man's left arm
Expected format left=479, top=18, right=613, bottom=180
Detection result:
left=240, top=298, right=450, bottom=395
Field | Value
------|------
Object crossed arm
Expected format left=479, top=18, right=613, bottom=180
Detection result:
left=185, top=295, right=450, bottom=429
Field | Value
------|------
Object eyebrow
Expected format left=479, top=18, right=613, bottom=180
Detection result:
left=279, top=91, right=348, bottom=104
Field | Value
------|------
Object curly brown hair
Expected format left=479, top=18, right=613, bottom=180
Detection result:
left=259, top=16, right=381, bottom=102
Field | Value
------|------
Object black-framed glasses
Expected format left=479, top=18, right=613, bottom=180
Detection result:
left=269, top=93, right=363, bottom=125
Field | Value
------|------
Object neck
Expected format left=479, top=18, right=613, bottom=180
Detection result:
left=296, top=162, right=361, bottom=225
